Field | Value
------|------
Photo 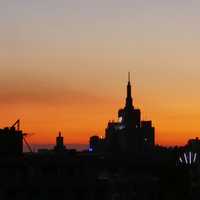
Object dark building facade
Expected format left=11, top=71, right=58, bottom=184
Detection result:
left=0, top=121, right=23, bottom=156
left=54, top=132, right=66, bottom=152
left=90, top=74, right=155, bottom=154
left=186, top=137, right=200, bottom=152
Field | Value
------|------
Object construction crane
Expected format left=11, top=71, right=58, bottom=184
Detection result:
left=11, top=119, right=34, bottom=153
left=23, top=134, right=33, bottom=153
left=11, top=119, right=20, bottom=131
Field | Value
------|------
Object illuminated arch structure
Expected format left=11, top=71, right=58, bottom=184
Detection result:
left=177, top=151, right=199, bottom=166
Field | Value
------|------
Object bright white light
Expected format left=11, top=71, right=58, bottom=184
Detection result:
left=184, top=153, right=188, bottom=164
left=179, top=152, right=198, bottom=165
left=118, top=117, right=122, bottom=122
left=189, top=152, right=192, bottom=164
left=193, top=153, right=197, bottom=163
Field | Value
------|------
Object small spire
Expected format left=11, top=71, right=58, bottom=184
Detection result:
left=128, top=72, right=130, bottom=82
left=59, top=131, right=61, bottom=137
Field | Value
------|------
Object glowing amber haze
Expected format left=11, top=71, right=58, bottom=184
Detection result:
left=1, top=1, right=200, bottom=147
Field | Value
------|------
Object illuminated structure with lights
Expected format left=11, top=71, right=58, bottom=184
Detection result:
left=90, top=73, right=155, bottom=154
left=178, top=152, right=199, bottom=166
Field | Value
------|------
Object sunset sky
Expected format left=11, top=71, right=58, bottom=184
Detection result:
left=1, top=0, right=200, bottom=147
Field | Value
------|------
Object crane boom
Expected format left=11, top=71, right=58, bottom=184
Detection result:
left=10, top=119, right=33, bottom=153
left=23, top=136, right=33, bottom=153
left=11, top=119, right=20, bottom=131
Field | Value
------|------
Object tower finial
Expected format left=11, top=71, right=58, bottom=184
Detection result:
left=126, top=71, right=133, bottom=108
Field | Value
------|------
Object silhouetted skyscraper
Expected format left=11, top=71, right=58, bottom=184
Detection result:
left=90, top=74, right=155, bottom=154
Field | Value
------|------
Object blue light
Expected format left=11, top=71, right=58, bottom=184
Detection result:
left=89, top=148, right=93, bottom=152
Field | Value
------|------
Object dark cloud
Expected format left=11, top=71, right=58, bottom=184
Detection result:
left=0, top=85, right=107, bottom=105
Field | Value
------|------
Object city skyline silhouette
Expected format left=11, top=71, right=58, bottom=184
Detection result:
left=0, top=78, right=199, bottom=199
left=1, top=1, right=200, bottom=199
left=2, top=1, right=200, bottom=147
left=1, top=72, right=199, bottom=151
left=0, top=72, right=198, bottom=154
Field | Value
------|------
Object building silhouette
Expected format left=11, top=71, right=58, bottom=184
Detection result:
left=90, top=73, right=155, bottom=154
left=54, top=131, right=66, bottom=152
left=0, top=79, right=199, bottom=199
left=38, top=131, right=70, bottom=154
left=186, top=137, right=200, bottom=152
left=0, top=120, right=23, bottom=156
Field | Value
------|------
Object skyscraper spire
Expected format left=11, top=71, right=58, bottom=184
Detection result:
left=128, top=72, right=130, bottom=82
left=126, top=72, right=133, bottom=108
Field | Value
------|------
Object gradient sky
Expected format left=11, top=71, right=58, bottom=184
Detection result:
left=1, top=0, right=200, bottom=147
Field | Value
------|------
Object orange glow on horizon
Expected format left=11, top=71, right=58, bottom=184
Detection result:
left=2, top=1, right=200, bottom=147
left=0, top=89, right=199, bottom=147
